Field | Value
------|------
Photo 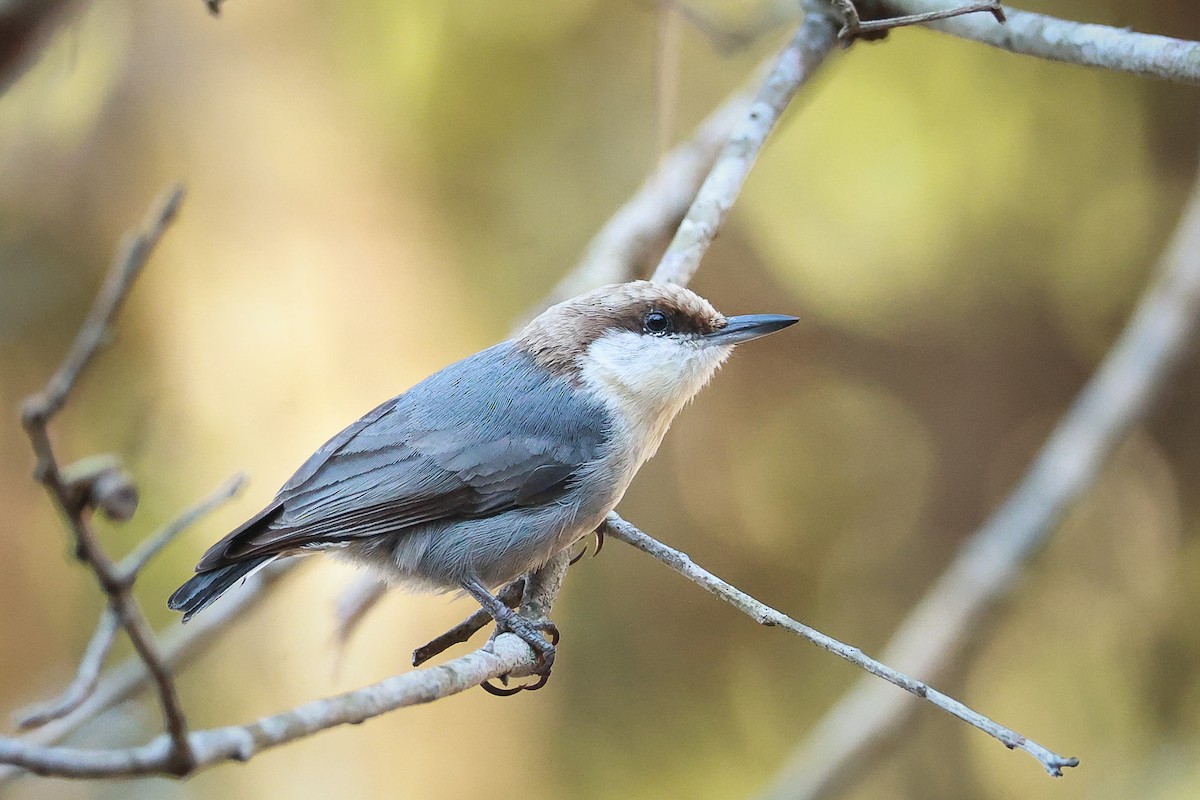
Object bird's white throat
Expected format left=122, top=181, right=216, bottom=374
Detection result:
left=578, top=329, right=731, bottom=465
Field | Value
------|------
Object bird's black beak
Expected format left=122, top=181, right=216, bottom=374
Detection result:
left=704, top=314, right=799, bottom=345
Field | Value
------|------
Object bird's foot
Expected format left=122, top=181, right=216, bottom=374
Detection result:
left=480, top=609, right=558, bottom=697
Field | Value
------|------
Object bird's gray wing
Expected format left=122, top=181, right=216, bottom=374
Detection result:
left=196, top=342, right=609, bottom=571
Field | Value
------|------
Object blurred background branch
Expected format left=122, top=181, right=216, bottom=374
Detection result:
left=758, top=144, right=1200, bottom=800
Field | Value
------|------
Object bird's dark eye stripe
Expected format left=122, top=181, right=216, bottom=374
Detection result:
left=643, top=310, right=672, bottom=335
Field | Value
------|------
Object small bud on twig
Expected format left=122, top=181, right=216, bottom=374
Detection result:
left=61, top=455, right=139, bottom=522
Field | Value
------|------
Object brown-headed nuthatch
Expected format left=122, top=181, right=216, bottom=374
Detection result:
left=169, top=281, right=796, bottom=685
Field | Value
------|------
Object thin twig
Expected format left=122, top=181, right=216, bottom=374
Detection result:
left=651, top=9, right=838, bottom=286
left=601, top=514, right=1079, bottom=778
left=15, top=608, right=119, bottom=730
left=758, top=150, right=1200, bottom=800
left=834, top=0, right=1004, bottom=42
left=411, top=579, right=525, bottom=667
left=883, top=0, right=1200, bottom=84
left=18, top=186, right=195, bottom=775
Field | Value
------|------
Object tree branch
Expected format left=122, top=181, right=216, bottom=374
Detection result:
left=0, top=633, right=539, bottom=779
left=652, top=8, right=839, bottom=286
left=757, top=153, right=1200, bottom=800
left=410, top=579, right=525, bottom=667
left=17, top=185, right=196, bottom=774
left=12, top=474, right=246, bottom=733
left=0, top=550, right=570, bottom=780
left=881, top=0, right=1200, bottom=84
left=602, top=514, right=1078, bottom=778
left=0, top=560, right=292, bottom=786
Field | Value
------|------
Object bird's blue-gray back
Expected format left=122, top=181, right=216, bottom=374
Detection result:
left=198, top=343, right=611, bottom=569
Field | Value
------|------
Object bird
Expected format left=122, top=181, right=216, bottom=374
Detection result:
left=168, top=280, right=797, bottom=688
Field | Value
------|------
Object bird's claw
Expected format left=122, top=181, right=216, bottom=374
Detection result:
left=568, top=528, right=605, bottom=565
left=534, top=618, right=560, bottom=646
left=480, top=670, right=550, bottom=696
left=480, top=614, right=558, bottom=697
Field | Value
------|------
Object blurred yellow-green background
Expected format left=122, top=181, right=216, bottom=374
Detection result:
left=2, top=1, right=1199, bottom=798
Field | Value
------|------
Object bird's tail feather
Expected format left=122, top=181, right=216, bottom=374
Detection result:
left=168, top=556, right=273, bottom=622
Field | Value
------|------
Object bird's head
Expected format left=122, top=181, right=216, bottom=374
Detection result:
left=516, top=281, right=797, bottom=420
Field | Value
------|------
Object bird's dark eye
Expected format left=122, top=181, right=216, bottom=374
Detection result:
left=643, top=310, right=672, bottom=336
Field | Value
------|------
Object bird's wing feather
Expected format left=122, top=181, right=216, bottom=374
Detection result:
left=196, top=343, right=609, bottom=571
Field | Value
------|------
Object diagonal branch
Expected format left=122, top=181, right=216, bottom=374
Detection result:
left=757, top=152, right=1200, bottom=800
left=652, top=8, right=839, bottom=286
left=881, top=0, right=1200, bottom=84
left=602, top=514, right=1078, bottom=778
left=532, top=48, right=762, bottom=314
